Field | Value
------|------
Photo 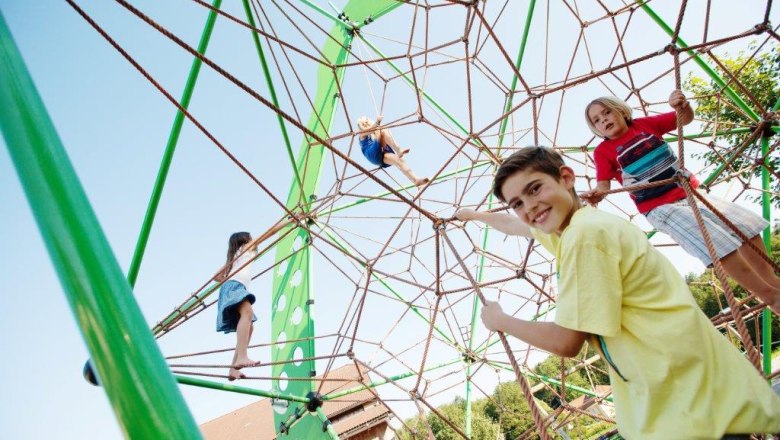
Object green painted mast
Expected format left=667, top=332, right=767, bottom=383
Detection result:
left=128, top=0, right=222, bottom=286
left=761, top=132, right=772, bottom=375
left=270, top=2, right=401, bottom=437
left=0, top=12, right=202, bottom=439
left=760, top=95, right=779, bottom=375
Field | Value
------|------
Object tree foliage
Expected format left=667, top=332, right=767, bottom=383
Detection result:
left=397, top=396, right=503, bottom=440
left=686, top=229, right=780, bottom=346
left=397, top=345, right=612, bottom=439
left=531, top=346, right=610, bottom=407
left=683, top=43, right=780, bottom=206
left=483, top=381, right=537, bottom=439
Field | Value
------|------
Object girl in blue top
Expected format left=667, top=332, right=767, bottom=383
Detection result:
left=357, top=115, right=429, bottom=187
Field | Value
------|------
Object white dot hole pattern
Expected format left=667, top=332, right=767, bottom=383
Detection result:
left=291, top=307, right=303, bottom=325
left=293, top=346, right=303, bottom=366
left=291, top=269, right=302, bottom=287
left=272, top=398, right=287, bottom=415
left=276, top=259, right=288, bottom=276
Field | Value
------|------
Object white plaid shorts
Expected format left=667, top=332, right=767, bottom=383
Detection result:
left=645, top=196, right=768, bottom=266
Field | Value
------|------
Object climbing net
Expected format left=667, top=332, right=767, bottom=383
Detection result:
left=67, top=0, right=779, bottom=438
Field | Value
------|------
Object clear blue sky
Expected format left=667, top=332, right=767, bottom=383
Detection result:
left=1, top=1, right=777, bottom=439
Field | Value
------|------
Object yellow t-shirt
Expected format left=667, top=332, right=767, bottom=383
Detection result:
left=532, top=206, right=780, bottom=439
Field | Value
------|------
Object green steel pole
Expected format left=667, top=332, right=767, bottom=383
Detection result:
left=176, top=375, right=311, bottom=402
left=469, top=3, right=537, bottom=429
left=464, top=195, right=496, bottom=439
left=359, top=2, right=402, bottom=25
left=635, top=0, right=759, bottom=121
left=318, top=160, right=491, bottom=216
left=152, top=241, right=295, bottom=334
left=322, top=358, right=460, bottom=400
left=666, top=127, right=754, bottom=142
left=486, top=362, right=613, bottom=402
left=636, top=0, right=767, bottom=189
left=761, top=133, right=772, bottom=375
left=0, top=13, right=201, bottom=439
left=764, top=100, right=780, bottom=374
left=242, top=0, right=304, bottom=195
left=297, top=0, right=402, bottom=32
left=760, top=90, right=778, bottom=376
left=318, top=227, right=457, bottom=346
left=297, top=0, right=352, bottom=29
left=358, top=35, right=476, bottom=142
left=127, top=0, right=222, bottom=286
left=154, top=282, right=219, bottom=333
left=525, top=371, right=613, bottom=402
left=496, top=0, right=536, bottom=150
left=559, top=127, right=769, bottom=155
left=315, top=407, right=341, bottom=440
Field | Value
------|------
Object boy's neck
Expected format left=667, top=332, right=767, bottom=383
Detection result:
left=554, top=201, right=584, bottom=236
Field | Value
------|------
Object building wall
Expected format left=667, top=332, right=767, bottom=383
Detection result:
left=345, top=422, right=390, bottom=440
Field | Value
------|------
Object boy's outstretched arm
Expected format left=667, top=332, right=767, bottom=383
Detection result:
left=455, top=208, right=532, bottom=238
left=481, top=301, right=587, bottom=357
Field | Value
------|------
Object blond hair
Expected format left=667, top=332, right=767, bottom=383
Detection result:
left=585, top=96, right=633, bottom=138
left=356, top=116, right=374, bottom=131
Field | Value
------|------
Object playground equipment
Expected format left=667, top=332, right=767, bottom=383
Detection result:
left=2, top=1, right=778, bottom=438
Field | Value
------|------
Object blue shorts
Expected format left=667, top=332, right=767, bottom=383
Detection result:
left=216, top=280, right=257, bottom=333
left=645, top=196, right=768, bottom=266
left=360, top=136, right=392, bottom=168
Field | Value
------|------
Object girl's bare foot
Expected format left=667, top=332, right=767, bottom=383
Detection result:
left=233, top=357, right=259, bottom=369
left=415, top=177, right=430, bottom=187
left=400, top=148, right=411, bottom=157
left=228, top=368, right=246, bottom=381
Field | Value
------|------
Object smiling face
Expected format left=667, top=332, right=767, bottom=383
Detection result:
left=500, top=167, right=578, bottom=235
left=587, top=102, right=629, bottom=139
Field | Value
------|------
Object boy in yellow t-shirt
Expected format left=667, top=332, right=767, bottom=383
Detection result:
left=457, top=146, right=780, bottom=439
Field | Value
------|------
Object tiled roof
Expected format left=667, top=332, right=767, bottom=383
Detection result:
left=568, top=384, right=612, bottom=410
